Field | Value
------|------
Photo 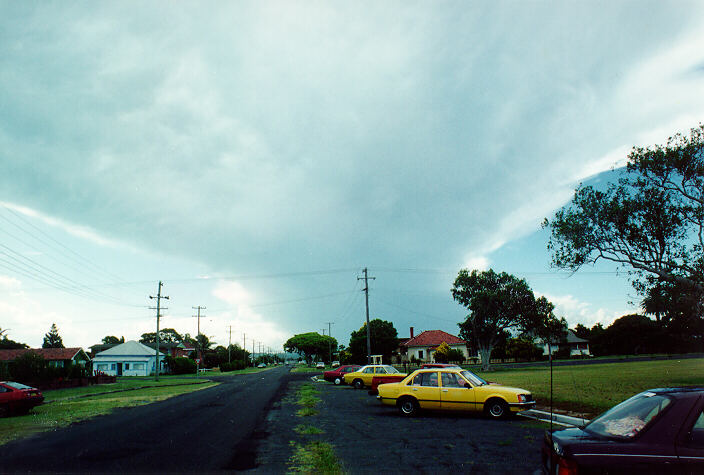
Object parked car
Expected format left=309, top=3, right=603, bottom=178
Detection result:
left=421, top=363, right=461, bottom=369
left=323, top=365, right=361, bottom=385
left=343, top=365, right=406, bottom=389
left=542, top=387, right=704, bottom=474
left=377, top=367, right=534, bottom=418
left=0, top=381, right=44, bottom=416
left=331, top=360, right=340, bottom=368
left=315, top=361, right=325, bottom=369
left=257, top=363, right=267, bottom=368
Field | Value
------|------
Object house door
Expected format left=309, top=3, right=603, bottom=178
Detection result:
left=117, top=363, right=123, bottom=376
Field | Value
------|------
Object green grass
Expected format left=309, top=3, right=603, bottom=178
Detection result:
left=476, top=358, right=704, bottom=415
left=288, top=441, right=344, bottom=474
left=291, top=366, right=326, bottom=373
left=45, top=377, right=210, bottom=401
left=0, top=381, right=218, bottom=445
left=294, top=424, right=324, bottom=435
left=295, top=383, right=321, bottom=417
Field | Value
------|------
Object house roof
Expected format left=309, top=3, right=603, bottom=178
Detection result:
left=566, top=330, right=588, bottom=343
left=402, top=330, right=467, bottom=348
left=94, top=340, right=164, bottom=357
left=0, top=348, right=89, bottom=362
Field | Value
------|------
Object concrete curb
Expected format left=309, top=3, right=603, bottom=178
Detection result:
left=518, top=409, right=590, bottom=427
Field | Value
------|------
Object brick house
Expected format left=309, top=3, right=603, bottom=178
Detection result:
left=0, top=348, right=91, bottom=368
left=400, top=328, right=469, bottom=363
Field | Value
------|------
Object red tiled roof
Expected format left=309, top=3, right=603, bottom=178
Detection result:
left=402, top=330, right=466, bottom=347
left=0, top=348, right=87, bottom=362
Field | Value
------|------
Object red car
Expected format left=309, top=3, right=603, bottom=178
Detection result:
left=323, top=365, right=361, bottom=385
left=0, top=381, right=44, bottom=416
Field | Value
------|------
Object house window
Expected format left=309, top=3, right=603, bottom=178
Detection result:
left=418, top=350, right=424, bottom=359
left=96, top=364, right=108, bottom=371
left=111, top=364, right=116, bottom=370
left=134, top=363, right=145, bottom=370
left=124, top=363, right=130, bottom=370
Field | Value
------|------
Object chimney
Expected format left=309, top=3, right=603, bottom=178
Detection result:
left=410, top=327, right=414, bottom=339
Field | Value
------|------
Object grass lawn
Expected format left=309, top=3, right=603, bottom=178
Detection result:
left=476, top=358, right=704, bottom=416
left=0, top=379, right=218, bottom=446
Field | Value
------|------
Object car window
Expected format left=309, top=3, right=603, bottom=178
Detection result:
left=0, top=386, right=9, bottom=393
left=375, top=367, right=387, bottom=374
left=383, top=365, right=399, bottom=374
left=421, top=372, right=439, bottom=387
left=362, top=367, right=374, bottom=374
left=441, top=372, right=464, bottom=388
left=585, top=392, right=672, bottom=439
left=688, top=410, right=704, bottom=447
left=4, top=382, right=32, bottom=390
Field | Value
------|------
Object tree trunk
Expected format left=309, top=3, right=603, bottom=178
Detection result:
left=479, top=347, right=493, bottom=371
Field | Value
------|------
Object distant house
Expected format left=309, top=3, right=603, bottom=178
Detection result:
left=0, top=348, right=91, bottom=368
left=400, top=329, right=469, bottom=363
left=92, top=341, right=167, bottom=377
left=541, top=330, right=592, bottom=357
left=89, top=341, right=194, bottom=359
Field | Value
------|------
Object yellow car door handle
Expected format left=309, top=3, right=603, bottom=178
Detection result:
left=442, top=389, right=448, bottom=392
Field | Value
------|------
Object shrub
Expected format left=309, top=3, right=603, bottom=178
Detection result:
left=11, top=352, right=46, bottom=383
left=169, top=357, right=197, bottom=374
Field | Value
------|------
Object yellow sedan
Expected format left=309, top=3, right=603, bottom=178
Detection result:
left=342, top=364, right=405, bottom=389
left=377, top=367, right=535, bottom=418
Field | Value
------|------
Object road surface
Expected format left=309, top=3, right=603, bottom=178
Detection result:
left=0, top=366, right=298, bottom=473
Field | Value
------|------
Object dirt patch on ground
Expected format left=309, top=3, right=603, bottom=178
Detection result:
left=251, top=375, right=549, bottom=474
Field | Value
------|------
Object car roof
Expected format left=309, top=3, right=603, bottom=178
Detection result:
left=644, top=387, right=704, bottom=395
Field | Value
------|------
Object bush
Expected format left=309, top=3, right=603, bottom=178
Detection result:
left=168, top=357, right=197, bottom=375
left=11, top=352, right=46, bottom=383
left=220, top=361, right=247, bottom=372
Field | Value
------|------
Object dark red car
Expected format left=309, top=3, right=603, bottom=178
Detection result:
left=542, top=387, right=704, bottom=474
left=0, top=381, right=44, bottom=416
left=323, top=365, right=361, bottom=385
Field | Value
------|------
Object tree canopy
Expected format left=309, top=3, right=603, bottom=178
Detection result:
left=101, top=335, right=125, bottom=344
left=545, top=124, right=704, bottom=301
left=284, top=332, right=337, bottom=364
left=348, top=319, right=398, bottom=364
left=42, top=323, right=64, bottom=348
left=0, top=328, right=28, bottom=349
left=452, top=269, right=565, bottom=370
left=140, top=328, right=184, bottom=344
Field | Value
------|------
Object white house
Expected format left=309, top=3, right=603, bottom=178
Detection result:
left=541, top=330, right=592, bottom=357
left=93, top=340, right=167, bottom=376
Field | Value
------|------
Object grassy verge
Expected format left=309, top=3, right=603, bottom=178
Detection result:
left=287, top=383, right=345, bottom=473
left=291, top=366, right=326, bottom=373
left=45, top=377, right=210, bottom=401
left=476, top=358, right=704, bottom=415
left=0, top=381, right=218, bottom=446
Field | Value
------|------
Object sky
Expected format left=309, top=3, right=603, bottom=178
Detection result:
left=1, top=2, right=703, bottom=353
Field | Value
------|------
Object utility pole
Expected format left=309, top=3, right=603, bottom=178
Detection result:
left=243, top=333, right=246, bottom=365
left=228, top=325, right=233, bottom=363
left=192, top=306, right=206, bottom=372
left=326, top=322, right=334, bottom=363
left=358, top=268, right=375, bottom=364
left=252, top=340, right=255, bottom=366
left=149, top=281, right=169, bottom=382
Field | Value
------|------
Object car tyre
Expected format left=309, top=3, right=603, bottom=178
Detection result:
left=334, top=377, right=342, bottom=385
left=398, top=397, right=419, bottom=417
left=485, top=399, right=509, bottom=419
left=353, top=379, right=364, bottom=389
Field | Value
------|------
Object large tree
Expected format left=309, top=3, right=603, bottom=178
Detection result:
left=42, top=323, right=64, bottom=348
left=545, top=125, right=704, bottom=305
left=452, top=269, right=560, bottom=370
left=284, top=332, right=337, bottom=364
left=0, top=328, right=28, bottom=349
left=348, top=319, right=398, bottom=364
left=140, top=328, right=183, bottom=344
left=101, top=335, right=125, bottom=344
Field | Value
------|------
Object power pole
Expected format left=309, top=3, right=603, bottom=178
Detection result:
left=228, top=325, right=233, bottom=363
left=358, top=268, right=375, bottom=364
left=149, top=281, right=169, bottom=382
left=326, top=322, right=334, bottom=363
left=192, top=306, right=206, bottom=372
left=252, top=340, right=255, bottom=366
left=243, top=333, right=246, bottom=365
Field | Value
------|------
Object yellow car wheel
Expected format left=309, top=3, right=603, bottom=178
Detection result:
left=353, top=379, right=364, bottom=389
left=398, top=397, right=419, bottom=417
left=485, top=398, right=509, bottom=419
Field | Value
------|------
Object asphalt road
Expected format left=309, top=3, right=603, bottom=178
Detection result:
left=254, top=376, right=549, bottom=474
left=0, top=366, right=299, bottom=474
